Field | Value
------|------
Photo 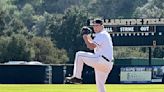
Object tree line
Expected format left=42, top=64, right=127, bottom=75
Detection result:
left=0, top=0, right=163, bottom=64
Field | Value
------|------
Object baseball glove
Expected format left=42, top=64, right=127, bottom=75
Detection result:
left=81, top=26, right=92, bottom=35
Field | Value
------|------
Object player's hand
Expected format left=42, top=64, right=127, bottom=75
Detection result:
left=81, top=26, right=92, bottom=35
left=82, top=34, right=88, bottom=39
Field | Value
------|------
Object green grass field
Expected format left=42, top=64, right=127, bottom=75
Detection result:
left=0, top=84, right=164, bottom=92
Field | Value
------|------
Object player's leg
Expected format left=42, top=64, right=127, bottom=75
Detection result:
left=73, top=51, right=99, bottom=79
left=66, top=51, right=99, bottom=83
left=94, top=59, right=113, bottom=92
left=94, top=69, right=110, bottom=92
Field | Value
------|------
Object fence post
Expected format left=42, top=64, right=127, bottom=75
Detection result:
left=45, top=65, right=52, bottom=84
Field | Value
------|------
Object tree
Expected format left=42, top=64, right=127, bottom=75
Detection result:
left=30, top=37, right=68, bottom=64
left=21, top=3, right=35, bottom=30
left=0, top=35, right=68, bottom=64
left=133, top=0, right=164, bottom=58
left=133, top=0, right=164, bottom=18
left=114, top=47, right=148, bottom=59
left=32, top=12, right=54, bottom=37
left=153, top=47, right=164, bottom=58
left=90, top=0, right=147, bottom=18
left=0, top=36, right=10, bottom=63
left=43, top=0, right=82, bottom=14
left=50, top=6, right=90, bottom=63
left=0, top=0, right=20, bottom=36
left=3, top=18, right=28, bottom=37
left=0, top=35, right=32, bottom=62
left=13, top=0, right=44, bottom=14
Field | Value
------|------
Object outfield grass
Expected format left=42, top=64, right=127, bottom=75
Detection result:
left=0, top=84, right=164, bottom=92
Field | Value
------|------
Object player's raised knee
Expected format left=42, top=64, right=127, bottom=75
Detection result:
left=76, top=51, right=85, bottom=56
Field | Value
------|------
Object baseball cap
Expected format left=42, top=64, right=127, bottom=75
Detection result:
left=92, top=18, right=103, bottom=25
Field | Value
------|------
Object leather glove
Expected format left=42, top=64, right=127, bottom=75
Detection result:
left=81, top=26, right=92, bottom=35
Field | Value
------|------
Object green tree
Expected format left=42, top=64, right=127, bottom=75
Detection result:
left=43, top=0, right=82, bottom=14
left=13, top=0, right=44, bottom=14
left=0, top=0, right=29, bottom=37
left=114, top=47, right=148, bottom=59
left=133, top=0, right=164, bottom=58
left=21, top=3, right=35, bottom=30
left=32, top=12, right=54, bottom=37
left=31, top=37, right=68, bottom=64
left=3, top=18, right=28, bottom=36
left=0, top=35, right=68, bottom=64
left=0, top=35, right=32, bottom=62
left=153, top=47, right=164, bottom=58
left=90, top=0, right=147, bottom=18
left=50, top=6, right=90, bottom=63
left=0, top=36, right=10, bottom=63
left=0, top=0, right=19, bottom=35
left=133, top=0, right=164, bottom=18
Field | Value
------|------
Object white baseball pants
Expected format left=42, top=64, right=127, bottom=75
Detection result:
left=73, top=51, right=113, bottom=92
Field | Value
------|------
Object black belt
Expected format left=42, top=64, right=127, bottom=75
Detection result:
left=102, top=55, right=110, bottom=62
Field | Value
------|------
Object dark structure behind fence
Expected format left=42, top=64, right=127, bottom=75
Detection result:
left=0, top=65, right=47, bottom=84
left=0, top=59, right=164, bottom=84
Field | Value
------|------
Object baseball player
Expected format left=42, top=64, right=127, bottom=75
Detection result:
left=66, top=18, right=114, bottom=92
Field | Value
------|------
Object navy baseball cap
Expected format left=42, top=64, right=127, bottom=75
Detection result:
left=93, top=18, right=103, bottom=25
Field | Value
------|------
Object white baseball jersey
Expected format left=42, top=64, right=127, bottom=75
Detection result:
left=93, top=29, right=113, bottom=61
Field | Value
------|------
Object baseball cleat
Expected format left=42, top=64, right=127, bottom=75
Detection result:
left=65, top=77, right=82, bottom=84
